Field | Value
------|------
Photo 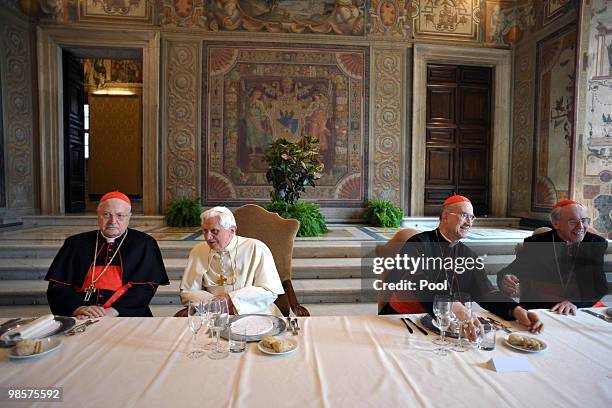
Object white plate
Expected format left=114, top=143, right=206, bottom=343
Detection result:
left=257, top=338, right=298, bottom=355
left=9, top=338, right=63, bottom=360
left=504, top=336, right=547, bottom=353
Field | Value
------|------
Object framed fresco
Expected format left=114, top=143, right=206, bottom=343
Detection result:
left=532, top=23, right=577, bottom=211
left=78, top=0, right=154, bottom=24
left=203, top=42, right=368, bottom=206
left=203, top=0, right=366, bottom=35
left=411, top=0, right=482, bottom=41
left=542, top=0, right=576, bottom=27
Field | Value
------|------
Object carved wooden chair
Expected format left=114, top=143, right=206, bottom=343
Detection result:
left=234, top=204, right=309, bottom=317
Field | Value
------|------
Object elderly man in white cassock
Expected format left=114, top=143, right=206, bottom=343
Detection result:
left=179, top=206, right=285, bottom=315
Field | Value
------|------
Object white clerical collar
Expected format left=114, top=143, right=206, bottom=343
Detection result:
left=437, top=229, right=459, bottom=247
left=217, top=234, right=238, bottom=253
left=100, top=230, right=117, bottom=243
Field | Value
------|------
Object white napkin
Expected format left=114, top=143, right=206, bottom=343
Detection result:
left=10, top=315, right=58, bottom=339
left=231, top=316, right=274, bottom=336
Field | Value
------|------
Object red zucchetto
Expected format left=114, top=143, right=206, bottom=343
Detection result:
left=553, top=199, right=581, bottom=208
left=442, top=195, right=471, bottom=206
left=100, top=191, right=131, bottom=206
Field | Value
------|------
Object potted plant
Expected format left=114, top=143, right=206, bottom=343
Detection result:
left=264, top=136, right=328, bottom=237
left=365, top=199, right=403, bottom=228
left=165, top=197, right=201, bottom=227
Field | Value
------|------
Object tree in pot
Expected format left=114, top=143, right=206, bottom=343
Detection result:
left=264, top=136, right=328, bottom=237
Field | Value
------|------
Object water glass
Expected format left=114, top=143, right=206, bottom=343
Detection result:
left=229, top=325, right=247, bottom=353
left=208, top=296, right=230, bottom=360
left=450, top=292, right=472, bottom=352
left=477, top=324, right=497, bottom=351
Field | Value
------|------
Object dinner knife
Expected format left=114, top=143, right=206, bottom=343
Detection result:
left=581, top=309, right=612, bottom=322
left=0, top=318, right=20, bottom=329
left=405, top=316, right=428, bottom=336
left=400, top=318, right=413, bottom=334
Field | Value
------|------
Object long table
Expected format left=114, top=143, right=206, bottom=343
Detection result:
left=1, top=309, right=611, bottom=407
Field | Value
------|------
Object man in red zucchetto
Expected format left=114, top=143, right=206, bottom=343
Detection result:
left=45, top=191, right=169, bottom=318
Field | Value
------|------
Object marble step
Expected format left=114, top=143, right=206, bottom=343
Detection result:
left=0, top=239, right=567, bottom=260
left=0, top=278, right=379, bottom=306
left=3, top=252, right=596, bottom=281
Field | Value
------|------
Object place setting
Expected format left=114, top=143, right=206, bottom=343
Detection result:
left=0, top=314, right=80, bottom=360
left=185, top=297, right=299, bottom=360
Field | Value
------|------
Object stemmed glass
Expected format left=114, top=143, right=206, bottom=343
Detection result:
left=450, top=292, right=472, bottom=352
left=186, top=301, right=205, bottom=359
left=432, top=295, right=453, bottom=356
left=207, top=296, right=230, bottom=360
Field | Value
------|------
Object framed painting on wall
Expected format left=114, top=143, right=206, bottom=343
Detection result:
left=202, top=42, right=368, bottom=206
left=532, top=23, right=577, bottom=211
left=78, top=0, right=154, bottom=24
left=411, top=0, right=482, bottom=41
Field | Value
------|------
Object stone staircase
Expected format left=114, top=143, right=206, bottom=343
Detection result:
left=0, top=216, right=610, bottom=314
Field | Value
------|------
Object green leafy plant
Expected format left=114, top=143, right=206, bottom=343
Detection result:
left=266, top=200, right=328, bottom=237
left=264, top=135, right=324, bottom=205
left=165, top=197, right=201, bottom=227
left=365, top=199, right=403, bottom=228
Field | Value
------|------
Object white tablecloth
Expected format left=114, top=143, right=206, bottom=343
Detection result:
left=0, top=310, right=611, bottom=407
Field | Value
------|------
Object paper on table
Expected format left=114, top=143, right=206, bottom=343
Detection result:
left=490, top=356, right=532, bottom=373
left=231, top=316, right=274, bottom=336
left=8, top=314, right=58, bottom=339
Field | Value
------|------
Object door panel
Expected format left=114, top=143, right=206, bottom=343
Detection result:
left=424, top=64, right=492, bottom=215
left=63, top=51, right=85, bottom=213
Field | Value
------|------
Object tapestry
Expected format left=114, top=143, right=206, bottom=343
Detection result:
left=410, top=0, right=481, bottom=41
left=203, top=0, right=366, bottom=35
left=532, top=23, right=577, bottom=211
left=203, top=43, right=368, bottom=205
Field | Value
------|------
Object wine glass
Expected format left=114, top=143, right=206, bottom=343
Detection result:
left=450, top=292, right=472, bottom=352
left=202, top=300, right=217, bottom=351
left=433, top=295, right=453, bottom=356
left=187, top=301, right=205, bottom=359
left=207, top=296, right=230, bottom=360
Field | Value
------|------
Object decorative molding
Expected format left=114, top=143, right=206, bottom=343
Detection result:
left=370, top=47, right=404, bottom=206
left=412, top=44, right=511, bottom=216
left=161, top=37, right=201, bottom=207
left=36, top=26, right=160, bottom=214
left=0, top=17, right=36, bottom=212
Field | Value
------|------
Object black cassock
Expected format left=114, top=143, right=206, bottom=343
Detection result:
left=383, top=228, right=519, bottom=320
left=45, top=228, right=169, bottom=317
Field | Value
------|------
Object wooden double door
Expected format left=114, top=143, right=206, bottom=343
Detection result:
left=424, top=64, right=492, bottom=216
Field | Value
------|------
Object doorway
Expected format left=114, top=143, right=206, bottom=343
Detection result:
left=423, top=64, right=492, bottom=216
left=62, top=48, right=143, bottom=213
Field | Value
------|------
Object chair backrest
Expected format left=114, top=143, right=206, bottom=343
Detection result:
left=376, top=228, right=421, bottom=257
left=233, top=204, right=299, bottom=282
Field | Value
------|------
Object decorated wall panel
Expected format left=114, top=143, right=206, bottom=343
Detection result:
left=368, top=0, right=411, bottom=38
left=203, top=43, right=368, bottom=205
left=411, top=0, right=482, bottom=41
left=370, top=48, right=403, bottom=205
left=509, top=48, right=534, bottom=213
left=532, top=23, right=577, bottom=211
left=162, top=39, right=201, bottom=204
left=542, top=0, right=576, bottom=27
left=78, top=0, right=155, bottom=24
left=0, top=16, right=36, bottom=212
left=575, top=0, right=612, bottom=237
left=485, top=0, right=535, bottom=47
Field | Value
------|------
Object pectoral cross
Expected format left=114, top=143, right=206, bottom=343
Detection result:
left=216, top=274, right=227, bottom=286
left=84, top=284, right=96, bottom=302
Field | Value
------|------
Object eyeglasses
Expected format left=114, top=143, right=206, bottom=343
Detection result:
left=567, top=218, right=590, bottom=227
left=99, top=212, right=130, bottom=221
left=448, top=212, right=476, bottom=222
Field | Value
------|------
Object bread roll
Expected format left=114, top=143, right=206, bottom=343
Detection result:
left=15, top=339, right=43, bottom=356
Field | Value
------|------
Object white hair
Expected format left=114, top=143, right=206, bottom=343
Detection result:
left=550, top=202, right=585, bottom=222
left=97, top=199, right=131, bottom=213
left=200, top=206, right=236, bottom=229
